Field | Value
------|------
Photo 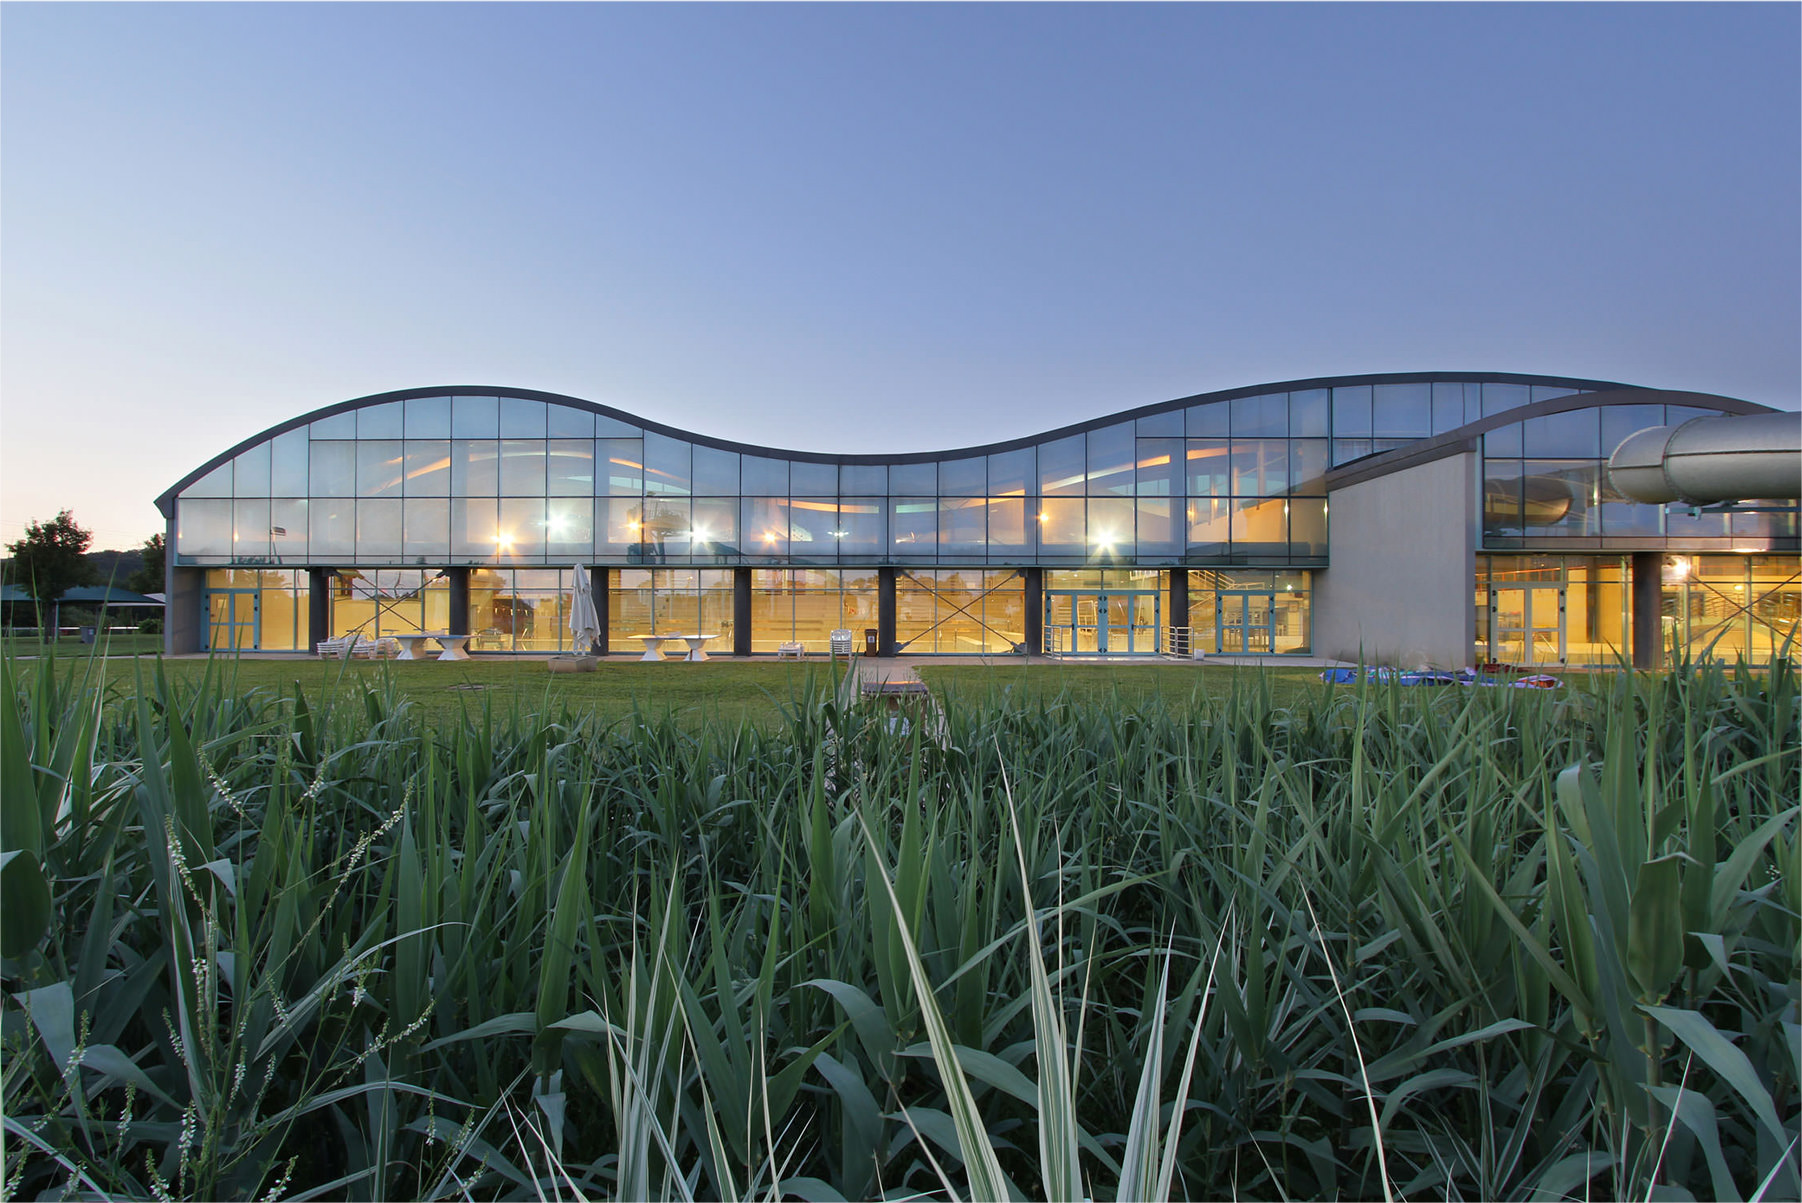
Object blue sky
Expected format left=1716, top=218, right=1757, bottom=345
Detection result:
left=3, top=2, right=1796, bottom=549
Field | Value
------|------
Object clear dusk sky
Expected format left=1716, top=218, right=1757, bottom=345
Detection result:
left=2, top=2, right=1797, bottom=551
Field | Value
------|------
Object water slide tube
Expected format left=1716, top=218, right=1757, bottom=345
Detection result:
left=1607, top=412, right=1801, bottom=505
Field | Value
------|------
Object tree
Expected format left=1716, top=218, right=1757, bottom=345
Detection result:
left=4, top=511, right=98, bottom=624
left=126, top=532, right=166, bottom=595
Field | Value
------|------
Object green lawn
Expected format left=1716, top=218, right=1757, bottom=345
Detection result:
left=919, top=660, right=1331, bottom=710
left=3, top=631, right=163, bottom=657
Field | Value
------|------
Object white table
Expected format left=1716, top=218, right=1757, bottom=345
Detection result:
left=678, top=633, right=717, bottom=662
left=432, top=633, right=472, bottom=662
left=635, top=634, right=672, bottom=662
left=393, top=634, right=436, bottom=661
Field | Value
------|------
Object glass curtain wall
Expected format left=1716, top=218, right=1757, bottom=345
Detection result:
left=896, top=570, right=1026, bottom=654
left=203, top=569, right=308, bottom=651
left=749, top=570, right=881, bottom=653
left=1662, top=555, right=1800, bottom=663
left=608, top=570, right=734, bottom=653
left=329, top=570, right=452, bottom=642
left=1476, top=556, right=1628, bottom=667
left=1186, top=570, right=1312, bottom=654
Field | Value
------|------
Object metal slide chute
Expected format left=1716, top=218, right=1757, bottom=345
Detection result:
left=1608, top=412, right=1801, bottom=505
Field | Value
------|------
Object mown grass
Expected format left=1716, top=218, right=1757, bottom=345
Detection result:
left=2, top=647, right=1796, bottom=1201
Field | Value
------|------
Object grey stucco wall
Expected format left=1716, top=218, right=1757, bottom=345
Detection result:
left=165, top=559, right=204, bottom=655
left=1313, top=451, right=1477, bottom=668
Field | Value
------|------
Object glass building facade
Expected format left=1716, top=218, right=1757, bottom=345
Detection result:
left=158, top=374, right=1799, bottom=664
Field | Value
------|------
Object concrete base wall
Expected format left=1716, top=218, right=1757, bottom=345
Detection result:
left=1314, top=451, right=1477, bottom=668
left=165, top=566, right=204, bottom=655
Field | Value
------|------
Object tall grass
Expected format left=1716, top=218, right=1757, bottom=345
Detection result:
left=2, top=648, right=1796, bottom=1201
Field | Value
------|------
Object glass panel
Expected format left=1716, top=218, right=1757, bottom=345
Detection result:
left=790, top=461, right=838, bottom=497
left=546, top=440, right=596, bottom=496
left=356, top=498, right=404, bottom=559
left=1482, top=383, right=1530, bottom=416
left=1372, top=384, right=1432, bottom=439
left=1532, top=385, right=1580, bottom=404
left=1601, top=405, right=1669, bottom=455
left=939, top=457, right=986, bottom=496
left=1088, top=497, right=1133, bottom=555
left=546, top=497, right=595, bottom=558
left=602, top=498, right=648, bottom=555
left=452, top=440, right=500, bottom=495
left=404, top=498, right=449, bottom=559
left=690, top=497, right=739, bottom=556
left=638, top=497, right=691, bottom=558
left=1086, top=425, right=1135, bottom=495
left=1519, top=461, right=1596, bottom=534
left=1332, top=438, right=1373, bottom=466
left=1332, top=386, right=1372, bottom=437
left=309, top=500, right=355, bottom=558
left=1231, top=440, right=1287, bottom=495
left=452, top=396, right=499, bottom=437
left=270, top=500, right=308, bottom=560
left=183, top=461, right=233, bottom=499
left=692, top=445, right=740, bottom=495
left=891, top=461, right=936, bottom=494
left=1231, top=498, right=1288, bottom=555
left=1136, top=498, right=1176, bottom=555
left=842, top=463, right=887, bottom=494
left=499, top=397, right=546, bottom=438
left=787, top=497, right=837, bottom=549
left=310, top=411, right=356, bottom=439
left=1187, top=497, right=1231, bottom=555
left=1039, top=435, right=1085, bottom=496
left=643, top=433, right=693, bottom=496
left=1186, top=401, right=1229, bottom=437
left=233, top=444, right=271, bottom=496
left=1137, top=410, right=1182, bottom=436
left=601, top=439, right=644, bottom=494
left=891, top=499, right=936, bottom=556
left=271, top=429, right=309, bottom=495
left=1232, top=393, right=1288, bottom=438
left=1289, top=441, right=1329, bottom=495
left=836, top=499, right=885, bottom=557
left=1186, top=440, right=1231, bottom=497
left=309, top=442, right=356, bottom=497
left=547, top=403, right=595, bottom=439
left=742, top=455, right=788, bottom=495
left=357, top=441, right=405, bottom=497
left=232, top=500, right=271, bottom=559
left=742, top=497, right=790, bottom=557
left=1522, top=409, right=1601, bottom=458
left=1135, top=438, right=1181, bottom=497
left=987, top=449, right=1032, bottom=496
left=1290, top=498, right=1328, bottom=557
left=404, top=395, right=452, bottom=438
left=451, top=498, right=498, bottom=558
left=358, top=401, right=404, bottom=439
left=986, top=497, right=1027, bottom=553
left=1485, top=424, right=1523, bottom=457
left=499, top=440, right=546, bottom=495
left=404, top=441, right=451, bottom=496
left=1290, top=390, right=1329, bottom=438
left=939, top=498, right=985, bottom=553
left=594, top=412, right=641, bottom=438
left=498, top=498, right=547, bottom=560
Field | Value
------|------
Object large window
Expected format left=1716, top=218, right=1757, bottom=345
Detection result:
left=748, top=569, right=880, bottom=653
left=1186, top=569, right=1311, bottom=655
left=607, top=569, right=734, bottom=653
left=896, top=570, right=1025, bottom=654
left=329, top=570, right=452, bottom=643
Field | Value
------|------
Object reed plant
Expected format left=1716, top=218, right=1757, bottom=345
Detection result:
left=2, top=646, right=1796, bottom=1201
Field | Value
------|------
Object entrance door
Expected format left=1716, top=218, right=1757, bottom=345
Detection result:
left=1047, top=590, right=1161, bottom=655
left=205, top=590, right=258, bottom=651
left=1218, top=592, right=1275, bottom=653
left=1492, top=586, right=1564, bottom=665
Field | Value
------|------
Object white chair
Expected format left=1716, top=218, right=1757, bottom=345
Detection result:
left=776, top=642, right=805, bottom=659
left=829, top=629, right=853, bottom=657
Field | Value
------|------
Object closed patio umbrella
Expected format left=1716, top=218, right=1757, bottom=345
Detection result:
left=569, top=567, right=600, bottom=655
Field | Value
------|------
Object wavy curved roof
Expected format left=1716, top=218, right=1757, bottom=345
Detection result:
left=157, top=370, right=1769, bottom=516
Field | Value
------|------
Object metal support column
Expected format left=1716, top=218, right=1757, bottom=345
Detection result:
left=590, top=567, right=610, bottom=655
left=733, top=567, right=752, bottom=657
left=1167, top=568, right=1188, bottom=655
left=878, top=568, right=898, bottom=656
left=447, top=567, right=471, bottom=643
left=1630, top=552, right=1662, bottom=670
left=307, top=569, right=331, bottom=652
left=1022, top=567, right=1043, bottom=655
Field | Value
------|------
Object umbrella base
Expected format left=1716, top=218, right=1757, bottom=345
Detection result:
left=547, top=655, right=600, bottom=673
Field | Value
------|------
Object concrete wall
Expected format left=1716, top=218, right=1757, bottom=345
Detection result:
left=165, top=568, right=205, bottom=654
left=1313, top=450, right=1477, bottom=668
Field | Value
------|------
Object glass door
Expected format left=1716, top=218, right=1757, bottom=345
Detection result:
left=1491, top=586, right=1564, bottom=665
left=204, top=590, right=258, bottom=650
left=1047, top=590, right=1161, bottom=655
left=1218, top=592, right=1276, bottom=653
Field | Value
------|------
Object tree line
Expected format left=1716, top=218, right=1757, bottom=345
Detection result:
left=2, top=510, right=164, bottom=620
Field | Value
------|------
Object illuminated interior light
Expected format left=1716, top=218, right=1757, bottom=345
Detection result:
left=1670, top=557, right=1690, bottom=579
